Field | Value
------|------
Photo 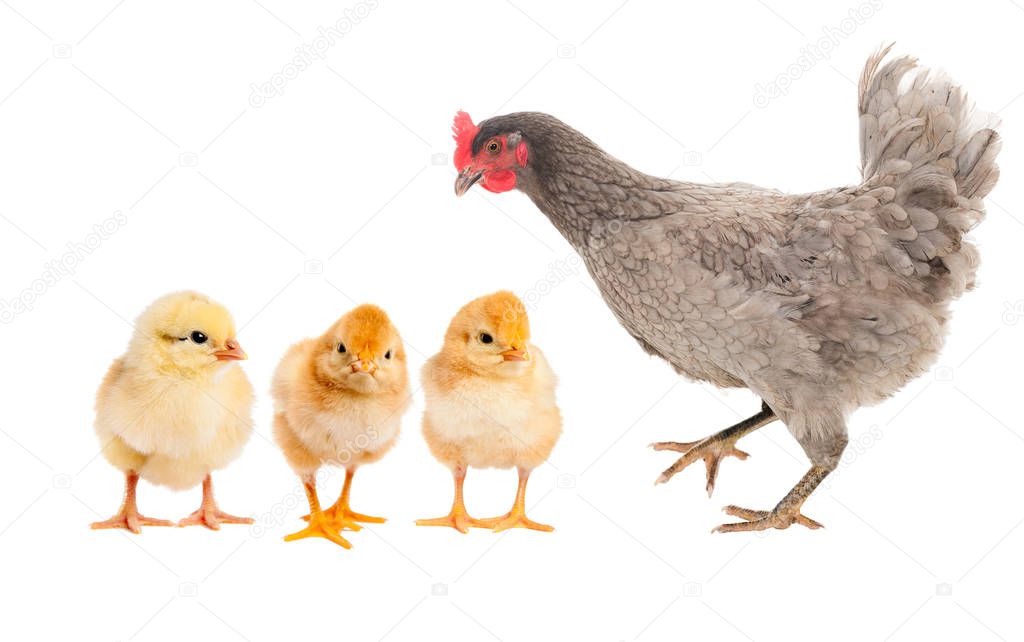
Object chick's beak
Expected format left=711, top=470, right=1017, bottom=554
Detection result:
left=455, top=167, right=483, bottom=196
left=351, top=350, right=378, bottom=374
left=214, top=338, right=247, bottom=361
left=501, top=347, right=530, bottom=362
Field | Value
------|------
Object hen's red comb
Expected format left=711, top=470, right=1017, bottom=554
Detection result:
left=452, top=110, right=479, bottom=170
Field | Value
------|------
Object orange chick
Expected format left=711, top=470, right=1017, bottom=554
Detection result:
left=272, top=304, right=410, bottom=548
left=91, top=291, right=253, bottom=533
left=417, top=291, right=561, bottom=533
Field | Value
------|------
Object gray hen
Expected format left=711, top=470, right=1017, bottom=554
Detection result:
left=452, top=47, right=1001, bottom=532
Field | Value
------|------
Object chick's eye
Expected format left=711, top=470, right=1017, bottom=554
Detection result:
left=385, top=350, right=392, bottom=360
left=338, top=342, right=346, bottom=354
left=487, top=140, right=500, bottom=154
left=190, top=331, right=208, bottom=344
left=479, top=332, right=493, bottom=344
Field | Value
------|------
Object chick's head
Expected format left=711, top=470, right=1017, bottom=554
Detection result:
left=130, top=291, right=246, bottom=376
left=314, top=304, right=407, bottom=395
left=443, top=291, right=532, bottom=377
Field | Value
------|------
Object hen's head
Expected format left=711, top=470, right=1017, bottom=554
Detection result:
left=131, top=291, right=246, bottom=376
left=315, top=304, right=407, bottom=395
left=452, top=111, right=536, bottom=196
left=442, top=290, right=532, bottom=377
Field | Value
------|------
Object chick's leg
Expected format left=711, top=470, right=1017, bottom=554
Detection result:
left=91, top=471, right=173, bottom=534
left=416, top=465, right=489, bottom=534
left=323, top=467, right=386, bottom=528
left=178, top=475, right=253, bottom=530
left=284, top=476, right=351, bottom=548
left=652, top=402, right=776, bottom=496
left=476, top=467, right=553, bottom=533
left=713, top=465, right=829, bottom=533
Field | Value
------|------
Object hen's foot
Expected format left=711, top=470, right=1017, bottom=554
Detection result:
left=653, top=403, right=776, bottom=495
left=178, top=506, right=253, bottom=530
left=284, top=512, right=352, bottom=549
left=91, top=510, right=173, bottom=534
left=712, top=505, right=823, bottom=533
left=476, top=509, right=554, bottom=533
left=652, top=438, right=751, bottom=496
left=712, top=464, right=831, bottom=533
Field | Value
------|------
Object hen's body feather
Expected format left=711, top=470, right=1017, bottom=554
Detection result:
left=485, top=49, right=999, bottom=463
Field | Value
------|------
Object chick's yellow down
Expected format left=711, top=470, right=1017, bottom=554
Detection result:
left=417, top=291, right=561, bottom=533
left=272, top=304, right=411, bottom=548
left=91, top=291, right=253, bottom=533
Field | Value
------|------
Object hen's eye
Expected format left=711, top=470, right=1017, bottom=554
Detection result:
left=479, top=332, right=493, bottom=344
left=487, top=140, right=500, bottom=154
left=190, top=331, right=208, bottom=344
left=338, top=342, right=346, bottom=354
left=385, top=350, right=392, bottom=360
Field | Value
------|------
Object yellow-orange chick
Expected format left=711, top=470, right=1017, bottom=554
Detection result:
left=272, top=304, right=410, bottom=548
left=417, top=291, right=561, bottom=533
left=91, top=291, right=253, bottom=533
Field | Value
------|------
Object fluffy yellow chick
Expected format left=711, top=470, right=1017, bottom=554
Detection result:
left=91, top=291, right=253, bottom=533
left=417, top=291, right=561, bottom=533
left=272, top=304, right=410, bottom=548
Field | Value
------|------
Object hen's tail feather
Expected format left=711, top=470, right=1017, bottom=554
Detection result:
left=858, top=44, right=1000, bottom=301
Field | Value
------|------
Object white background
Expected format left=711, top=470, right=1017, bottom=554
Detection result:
left=1, top=1, right=1021, bottom=640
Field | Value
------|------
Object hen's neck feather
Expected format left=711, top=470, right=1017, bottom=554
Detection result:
left=513, top=119, right=704, bottom=244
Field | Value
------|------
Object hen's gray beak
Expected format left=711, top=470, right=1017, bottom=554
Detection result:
left=454, top=168, right=483, bottom=196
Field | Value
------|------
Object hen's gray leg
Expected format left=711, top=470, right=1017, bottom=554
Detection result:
left=652, top=402, right=777, bottom=496
left=713, top=430, right=847, bottom=533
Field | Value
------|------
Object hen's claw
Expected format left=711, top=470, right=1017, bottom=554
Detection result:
left=652, top=403, right=775, bottom=495
left=652, top=439, right=750, bottom=496
left=712, top=504, right=823, bottom=533
left=712, top=464, right=831, bottom=533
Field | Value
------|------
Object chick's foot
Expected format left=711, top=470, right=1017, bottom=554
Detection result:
left=416, top=466, right=490, bottom=534
left=91, top=509, right=173, bottom=534
left=476, top=509, right=554, bottom=533
left=284, top=512, right=352, bottom=549
left=415, top=505, right=490, bottom=534
left=300, top=468, right=385, bottom=531
left=90, top=471, right=172, bottom=534
left=652, top=403, right=775, bottom=495
left=177, top=474, right=252, bottom=530
left=300, top=505, right=384, bottom=531
left=178, top=506, right=253, bottom=530
left=475, top=467, right=553, bottom=533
